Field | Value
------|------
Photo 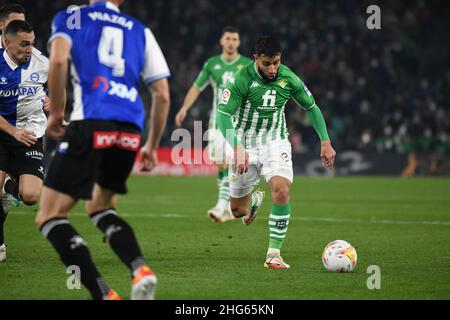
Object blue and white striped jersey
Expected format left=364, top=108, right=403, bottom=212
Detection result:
left=48, top=1, right=170, bottom=130
left=0, top=46, right=48, bottom=138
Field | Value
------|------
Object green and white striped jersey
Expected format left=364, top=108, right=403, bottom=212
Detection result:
left=193, top=54, right=253, bottom=130
left=217, top=63, right=316, bottom=148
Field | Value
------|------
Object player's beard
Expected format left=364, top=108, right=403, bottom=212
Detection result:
left=257, top=67, right=279, bottom=82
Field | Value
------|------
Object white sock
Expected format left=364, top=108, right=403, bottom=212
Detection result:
left=267, top=248, right=280, bottom=257
left=217, top=199, right=229, bottom=211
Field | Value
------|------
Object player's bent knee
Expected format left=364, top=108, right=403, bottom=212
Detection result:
left=231, top=205, right=247, bottom=218
left=272, top=188, right=290, bottom=204
left=21, top=190, right=41, bottom=206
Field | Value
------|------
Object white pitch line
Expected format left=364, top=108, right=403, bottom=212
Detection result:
left=9, top=211, right=450, bottom=226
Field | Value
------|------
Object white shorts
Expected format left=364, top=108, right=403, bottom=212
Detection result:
left=229, top=139, right=293, bottom=198
left=207, top=129, right=233, bottom=164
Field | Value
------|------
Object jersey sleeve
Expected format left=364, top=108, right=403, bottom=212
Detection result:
left=193, top=61, right=210, bottom=91
left=48, top=10, right=75, bottom=49
left=141, top=28, right=171, bottom=85
left=217, top=71, right=247, bottom=117
left=290, top=73, right=316, bottom=111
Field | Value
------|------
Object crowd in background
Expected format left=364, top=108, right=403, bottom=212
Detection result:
left=18, top=0, right=450, bottom=155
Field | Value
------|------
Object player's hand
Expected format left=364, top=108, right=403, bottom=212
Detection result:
left=46, top=113, right=66, bottom=140
left=320, top=140, right=336, bottom=170
left=233, top=144, right=249, bottom=175
left=43, top=96, right=51, bottom=112
left=140, top=145, right=158, bottom=172
left=175, top=109, right=187, bottom=127
left=12, top=128, right=37, bottom=147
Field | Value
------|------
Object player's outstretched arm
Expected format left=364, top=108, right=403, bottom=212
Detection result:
left=140, top=78, right=170, bottom=171
left=305, top=104, right=336, bottom=170
left=175, top=86, right=201, bottom=127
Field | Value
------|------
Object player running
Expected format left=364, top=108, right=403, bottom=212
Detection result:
left=217, top=36, right=336, bottom=269
left=175, top=26, right=252, bottom=223
left=0, top=20, right=61, bottom=262
left=36, top=0, right=170, bottom=299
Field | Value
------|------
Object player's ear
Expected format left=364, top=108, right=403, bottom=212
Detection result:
left=253, top=54, right=258, bottom=61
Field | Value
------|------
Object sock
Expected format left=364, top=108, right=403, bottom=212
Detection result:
left=4, top=179, right=20, bottom=200
left=90, top=209, right=145, bottom=275
left=40, top=217, right=109, bottom=300
left=250, top=192, right=259, bottom=208
left=268, top=203, right=291, bottom=252
left=217, top=168, right=230, bottom=210
left=0, top=202, right=5, bottom=245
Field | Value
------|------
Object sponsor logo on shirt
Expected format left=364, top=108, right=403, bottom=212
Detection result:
left=92, top=76, right=138, bottom=102
left=219, top=88, right=231, bottom=105
left=0, top=87, right=39, bottom=97
left=93, top=131, right=141, bottom=151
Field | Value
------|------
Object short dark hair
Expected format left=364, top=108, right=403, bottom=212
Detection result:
left=255, top=36, right=281, bottom=57
left=0, top=3, right=25, bottom=21
left=4, top=19, right=33, bottom=36
left=222, top=26, right=239, bottom=36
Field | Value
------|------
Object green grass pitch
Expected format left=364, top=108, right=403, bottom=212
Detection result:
left=0, top=176, right=449, bottom=299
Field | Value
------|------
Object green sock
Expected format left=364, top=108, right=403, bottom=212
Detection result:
left=268, top=203, right=291, bottom=250
left=218, top=168, right=230, bottom=202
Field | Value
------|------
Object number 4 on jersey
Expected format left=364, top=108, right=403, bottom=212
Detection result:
left=98, top=26, right=125, bottom=77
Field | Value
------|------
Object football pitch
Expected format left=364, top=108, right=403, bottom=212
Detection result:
left=0, top=176, right=449, bottom=300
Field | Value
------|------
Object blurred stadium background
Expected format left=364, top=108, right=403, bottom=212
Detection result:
left=16, top=0, right=450, bottom=177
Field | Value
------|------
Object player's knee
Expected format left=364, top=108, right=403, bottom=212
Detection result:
left=272, top=187, right=290, bottom=204
left=20, top=190, right=41, bottom=205
left=231, top=204, right=247, bottom=218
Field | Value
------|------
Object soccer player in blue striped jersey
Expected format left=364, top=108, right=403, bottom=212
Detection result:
left=35, top=0, right=170, bottom=300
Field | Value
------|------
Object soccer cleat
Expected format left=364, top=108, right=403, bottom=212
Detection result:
left=207, top=206, right=223, bottom=223
left=0, top=244, right=6, bottom=262
left=131, top=265, right=157, bottom=300
left=243, top=190, right=264, bottom=225
left=103, top=289, right=121, bottom=300
left=264, top=255, right=290, bottom=269
left=208, top=207, right=235, bottom=223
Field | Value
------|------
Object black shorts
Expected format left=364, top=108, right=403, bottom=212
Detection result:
left=44, top=120, right=141, bottom=200
left=0, top=131, right=45, bottom=180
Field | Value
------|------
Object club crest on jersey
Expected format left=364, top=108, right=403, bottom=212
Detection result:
left=0, top=77, right=7, bottom=84
left=278, top=79, right=287, bottom=88
left=220, top=89, right=231, bottom=105
left=92, top=76, right=138, bottom=102
left=30, top=73, right=40, bottom=82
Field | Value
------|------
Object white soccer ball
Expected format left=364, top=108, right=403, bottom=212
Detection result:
left=322, top=240, right=357, bottom=272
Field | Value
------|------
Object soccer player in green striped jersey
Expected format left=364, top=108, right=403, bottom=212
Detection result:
left=217, top=36, right=336, bottom=268
left=175, top=26, right=253, bottom=223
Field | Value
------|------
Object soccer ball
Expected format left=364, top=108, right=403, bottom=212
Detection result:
left=322, top=240, right=357, bottom=272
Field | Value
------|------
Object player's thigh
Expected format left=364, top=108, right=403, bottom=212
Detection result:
left=0, top=132, right=13, bottom=177
left=229, top=161, right=261, bottom=199
left=43, top=121, right=102, bottom=200
left=11, top=137, right=45, bottom=180
left=261, top=140, right=294, bottom=185
left=97, top=124, right=141, bottom=195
